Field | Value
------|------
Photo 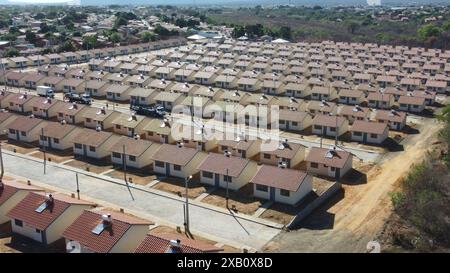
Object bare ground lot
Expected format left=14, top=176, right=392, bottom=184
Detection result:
left=201, top=184, right=264, bottom=215
left=152, top=175, right=210, bottom=199
left=29, top=150, right=73, bottom=164
left=1, top=140, right=38, bottom=154
left=263, top=117, right=443, bottom=252
left=105, top=169, right=157, bottom=186
left=64, top=157, right=113, bottom=174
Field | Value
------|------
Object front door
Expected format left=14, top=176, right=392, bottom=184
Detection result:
left=165, top=163, right=170, bottom=176
left=214, top=174, right=220, bottom=187
left=363, top=133, right=367, bottom=143
left=83, top=144, right=87, bottom=157
left=269, top=187, right=275, bottom=201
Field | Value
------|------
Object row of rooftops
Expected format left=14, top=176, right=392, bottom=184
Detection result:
left=0, top=180, right=222, bottom=253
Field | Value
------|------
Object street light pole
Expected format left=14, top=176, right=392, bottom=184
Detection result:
left=224, top=150, right=231, bottom=208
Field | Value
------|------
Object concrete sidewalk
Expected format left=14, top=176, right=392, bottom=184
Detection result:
left=3, top=150, right=282, bottom=250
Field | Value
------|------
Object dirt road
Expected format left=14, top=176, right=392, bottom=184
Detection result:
left=264, top=117, right=444, bottom=253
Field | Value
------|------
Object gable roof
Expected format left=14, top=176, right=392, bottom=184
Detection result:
left=7, top=192, right=95, bottom=230
left=0, top=180, right=43, bottom=206
left=305, top=147, right=352, bottom=169
left=197, top=153, right=250, bottom=177
left=250, top=165, right=309, bottom=192
left=135, top=233, right=222, bottom=253
left=152, top=144, right=199, bottom=166
left=63, top=210, right=152, bottom=253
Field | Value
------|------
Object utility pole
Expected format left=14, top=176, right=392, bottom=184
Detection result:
left=122, top=144, right=127, bottom=185
left=41, top=128, right=46, bottom=174
left=184, top=175, right=192, bottom=232
left=75, top=172, right=80, bottom=200
left=0, top=142, right=4, bottom=181
left=224, top=150, right=231, bottom=208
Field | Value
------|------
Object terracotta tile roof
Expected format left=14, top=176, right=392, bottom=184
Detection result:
left=56, top=102, right=86, bottom=116
left=8, top=116, right=44, bottom=132
left=7, top=192, right=95, bottom=230
left=152, top=144, right=199, bottom=166
left=0, top=180, right=43, bottom=206
left=263, top=141, right=304, bottom=159
left=42, top=122, right=78, bottom=139
left=375, top=109, right=407, bottom=123
left=28, top=96, right=61, bottom=110
left=251, top=165, right=309, bottom=192
left=351, top=120, right=388, bottom=135
left=398, top=95, right=426, bottom=105
left=312, top=114, right=346, bottom=128
left=217, top=139, right=259, bottom=151
left=135, top=233, right=222, bottom=253
left=305, top=147, right=352, bottom=168
left=109, top=137, right=154, bottom=157
left=197, top=153, right=250, bottom=177
left=63, top=210, right=151, bottom=253
left=73, top=129, right=115, bottom=147
left=0, top=111, right=15, bottom=124
left=6, top=93, right=34, bottom=105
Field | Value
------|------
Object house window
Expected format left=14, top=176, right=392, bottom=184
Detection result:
left=280, top=189, right=290, bottom=197
left=86, top=118, right=92, bottom=123
left=279, top=120, right=286, bottom=124
left=40, top=135, right=47, bottom=141
left=89, top=146, right=96, bottom=152
left=329, top=127, right=336, bottom=132
left=263, top=153, right=271, bottom=159
left=14, top=219, right=23, bottom=227
left=353, top=131, right=362, bottom=136
left=292, top=122, right=298, bottom=126
left=314, top=125, right=322, bottom=130
left=155, top=161, right=165, bottom=168
left=53, top=138, right=59, bottom=144
left=112, top=152, right=121, bottom=158
left=173, top=164, right=181, bottom=171
left=310, top=162, right=319, bottom=168
left=116, top=125, right=121, bottom=129
left=224, top=175, right=232, bottom=183
left=129, top=155, right=136, bottom=162
left=370, top=133, right=378, bottom=138
left=74, top=143, right=82, bottom=149
left=21, top=131, right=26, bottom=136
left=256, top=184, right=268, bottom=192
left=9, top=129, right=15, bottom=134
left=35, top=229, right=41, bottom=234
left=330, top=167, right=336, bottom=171
left=202, top=171, right=213, bottom=178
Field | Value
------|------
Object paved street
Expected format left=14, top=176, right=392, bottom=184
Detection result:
left=2, top=151, right=281, bottom=250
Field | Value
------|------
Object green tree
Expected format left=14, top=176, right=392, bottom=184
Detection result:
left=141, top=31, right=156, bottom=42
left=58, top=41, right=76, bottom=52
left=418, top=24, right=442, bottom=41
left=25, top=31, right=37, bottom=44
left=3, top=48, right=19, bottom=57
left=109, top=32, right=122, bottom=43
left=82, top=35, right=97, bottom=49
left=278, top=26, right=292, bottom=40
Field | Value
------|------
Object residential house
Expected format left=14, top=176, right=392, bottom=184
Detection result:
left=0, top=180, right=44, bottom=225
left=82, top=107, right=120, bottom=131
left=109, top=137, right=160, bottom=169
left=350, top=120, right=389, bottom=145
left=197, top=153, right=257, bottom=191
left=7, top=192, right=95, bottom=244
left=105, top=84, right=132, bottom=102
left=72, top=129, right=121, bottom=159
left=367, top=92, right=395, bottom=109
left=135, top=233, right=223, bottom=253
left=217, top=139, right=261, bottom=159
left=111, top=113, right=150, bottom=137
left=259, top=140, right=306, bottom=168
left=28, top=97, right=62, bottom=119
left=251, top=165, right=313, bottom=205
left=375, top=109, right=407, bottom=131
left=39, top=122, right=83, bottom=151
left=63, top=209, right=151, bottom=253
left=305, top=147, right=353, bottom=179
left=55, top=102, right=89, bottom=125
left=311, top=114, right=349, bottom=137
left=152, top=144, right=207, bottom=179
left=398, top=95, right=426, bottom=113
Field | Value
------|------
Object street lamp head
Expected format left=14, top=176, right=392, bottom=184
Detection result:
left=188, top=175, right=193, bottom=180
